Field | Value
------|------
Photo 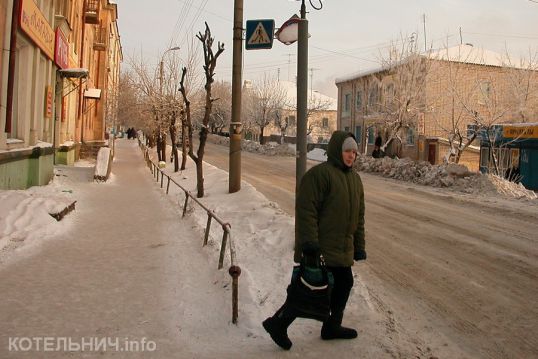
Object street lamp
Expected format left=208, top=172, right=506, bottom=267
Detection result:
left=229, top=0, right=243, bottom=194
left=158, top=46, right=180, bottom=161
left=160, top=46, right=181, bottom=92
left=296, top=0, right=309, bottom=193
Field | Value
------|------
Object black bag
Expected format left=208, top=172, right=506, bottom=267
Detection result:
left=285, top=256, right=334, bottom=322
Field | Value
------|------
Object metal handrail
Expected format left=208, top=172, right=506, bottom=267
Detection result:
left=138, top=140, right=241, bottom=324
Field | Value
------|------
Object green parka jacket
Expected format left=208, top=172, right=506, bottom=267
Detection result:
left=294, top=131, right=365, bottom=267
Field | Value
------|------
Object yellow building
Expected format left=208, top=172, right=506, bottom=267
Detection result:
left=336, top=44, right=538, bottom=170
left=0, top=0, right=121, bottom=189
left=263, top=81, right=338, bottom=144
left=0, top=2, right=6, bottom=99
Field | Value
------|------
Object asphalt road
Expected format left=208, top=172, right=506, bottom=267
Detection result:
left=201, top=139, right=538, bottom=359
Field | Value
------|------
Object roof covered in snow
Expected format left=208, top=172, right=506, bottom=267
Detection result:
left=335, top=44, right=529, bottom=85
left=278, top=80, right=338, bottom=111
left=427, top=44, right=504, bottom=67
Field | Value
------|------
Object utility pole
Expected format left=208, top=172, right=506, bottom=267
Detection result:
left=158, top=46, right=180, bottom=161
left=423, top=14, right=427, bottom=52
left=296, top=0, right=308, bottom=193
left=309, top=67, right=319, bottom=100
left=284, top=53, right=293, bottom=81
left=229, top=0, right=243, bottom=193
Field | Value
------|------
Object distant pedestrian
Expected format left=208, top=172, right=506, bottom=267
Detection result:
left=372, top=135, right=384, bottom=158
left=263, top=130, right=366, bottom=350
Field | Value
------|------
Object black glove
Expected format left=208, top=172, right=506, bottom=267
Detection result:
left=302, top=241, right=320, bottom=257
left=302, top=242, right=321, bottom=267
left=354, top=249, right=367, bottom=261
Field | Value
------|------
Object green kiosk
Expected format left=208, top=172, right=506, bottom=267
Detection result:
left=477, top=123, right=538, bottom=191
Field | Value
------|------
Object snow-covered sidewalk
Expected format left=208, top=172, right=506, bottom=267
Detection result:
left=1, top=139, right=438, bottom=358
left=0, top=140, right=231, bottom=358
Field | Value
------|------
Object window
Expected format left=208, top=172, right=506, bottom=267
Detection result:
left=343, top=93, right=351, bottom=114
left=368, top=84, right=379, bottom=109
left=407, top=127, right=415, bottom=145
left=385, top=83, right=395, bottom=106
left=56, top=0, right=71, bottom=18
left=367, top=126, right=375, bottom=144
left=479, top=81, right=492, bottom=104
left=480, top=148, right=490, bottom=168
left=322, top=117, right=329, bottom=128
left=11, top=39, right=31, bottom=139
left=288, top=115, right=296, bottom=126
left=355, top=126, right=362, bottom=143
left=355, top=90, right=362, bottom=110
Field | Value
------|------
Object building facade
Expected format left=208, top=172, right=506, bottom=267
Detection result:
left=335, top=45, right=538, bottom=171
left=0, top=2, right=6, bottom=100
left=0, top=0, right=121, bottom=189
left=258, top=80, right=338, bottom=144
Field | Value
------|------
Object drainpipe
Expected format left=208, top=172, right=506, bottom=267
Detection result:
left=5, top=0, right=21, bottom=133
left=79, top=1, right=86, bottom=143
left=351, top=81, right=355, bottom=142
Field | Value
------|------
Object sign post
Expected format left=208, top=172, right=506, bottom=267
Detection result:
left=245, top=20, right=274, bottom=50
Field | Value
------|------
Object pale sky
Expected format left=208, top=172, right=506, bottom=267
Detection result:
left=114, top=0, right=538, bottom=98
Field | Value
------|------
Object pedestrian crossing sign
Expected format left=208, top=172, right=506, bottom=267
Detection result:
left=246, top=19, right=275, bottom=50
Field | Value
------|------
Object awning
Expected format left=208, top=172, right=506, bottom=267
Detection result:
left=59, top=68, right=89, bottom=78
left=84, top=88, right=102, bottom=99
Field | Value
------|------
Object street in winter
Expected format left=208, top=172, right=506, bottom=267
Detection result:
left=1, top=0, right=538, bottom=358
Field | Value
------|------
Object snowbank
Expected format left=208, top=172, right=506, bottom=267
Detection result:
left=207, top=134, right=536, bottom=200
left=355, top=154, right=537, bottom=200
left=0, top=168, right=81, bottom=263
left=207, top=134, right=296, bottom=157
left=147, top=148, right=296, bottom=338
left=307, top=148, right=327, bottom=162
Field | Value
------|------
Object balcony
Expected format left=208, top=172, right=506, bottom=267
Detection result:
left=93, top=27, right=107, bottom=51
left=84, top=0, right=100, bottom=24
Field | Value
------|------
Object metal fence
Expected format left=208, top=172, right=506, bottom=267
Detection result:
left=138, top=140, right=241, bottom=324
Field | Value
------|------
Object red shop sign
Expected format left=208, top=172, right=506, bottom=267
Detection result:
left=54, top=28, right=69, bottom=69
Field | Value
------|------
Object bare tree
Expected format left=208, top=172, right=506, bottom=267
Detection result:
left=503, top=49, right=538, bottom=122
left=241, top=87, right=260, bottom=141
left=375, top=35, right=432, bottom=157
left=127, top=53, right=163, bottom=152
left=306, top=95, right=333, bottom=141
left=247, top=75, right=287, bottom=144
left=159, top=50, right=196, bottom=172
left=433, top=46, right=538, bottom=169
left=179, top=22, right=224, bottom=198
left=277, top=89, right=334, bottom=144
left=117, top=70, right=140, bottom=130
left=273, top=109, right=289, bottom=144
left=427, top=46, right=482, bottom=165
left=208, top=80, right=232, bottom=134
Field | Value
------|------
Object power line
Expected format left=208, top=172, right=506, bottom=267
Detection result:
left=169, top=0, right=196, bottom=47
left=464, top=31, right=538, bottom=40
left=176, top=0, right=233, bottom=24
left=311, top=45, right=379, bottom=63
left=178, top=0, right=210, bottom=49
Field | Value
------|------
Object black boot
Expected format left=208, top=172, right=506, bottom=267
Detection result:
left=321, top=311, right=357, bottom=340
left=262, top=307, right=295, bottom=350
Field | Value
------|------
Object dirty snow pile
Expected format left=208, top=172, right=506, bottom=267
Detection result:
left=486, top=174, right=538, bottom=200
left=356, top=155, right=478, bottom=189
left=207, top=134, right=295, bottom=156
left=355, top=155, right=537, bottom=200
left=307, top=148, right=328, bottom=162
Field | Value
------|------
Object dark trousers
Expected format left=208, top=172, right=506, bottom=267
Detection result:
left=274, top=266, right=354, bottom=324
left=326, top=266, right=354, bottom=314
